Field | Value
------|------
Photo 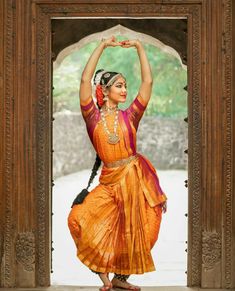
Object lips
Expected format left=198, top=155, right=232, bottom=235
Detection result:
left=120, top=94, right=127, bottom=97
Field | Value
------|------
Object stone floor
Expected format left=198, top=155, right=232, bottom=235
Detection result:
left=2, top=287, right=233, bottom=291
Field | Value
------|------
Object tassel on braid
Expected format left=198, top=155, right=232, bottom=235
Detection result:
left=71, top=154, right=102, bottom=208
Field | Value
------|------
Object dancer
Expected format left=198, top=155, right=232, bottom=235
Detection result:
left=68, top=35, right=167, bottom=291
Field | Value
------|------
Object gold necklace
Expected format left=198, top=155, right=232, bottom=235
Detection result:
left=103, top=104, right=118, bottom=114
left=100, top=107, right=120, bottom=144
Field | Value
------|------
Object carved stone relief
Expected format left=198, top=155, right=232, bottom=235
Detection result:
left=15, top=232, right=35, bottom=272
left=202, top=231, right=221, bottom=271
left=3, top=0, right=15, bottom=287
left=222, top=0, right=233, bottom=287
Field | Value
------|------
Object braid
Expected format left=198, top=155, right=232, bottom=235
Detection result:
left=86, top=154, right=102, bottom=190
left=71, top=154, right=102, bottom=207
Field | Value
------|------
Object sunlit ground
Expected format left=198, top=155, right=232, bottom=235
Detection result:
left=51, top=169, right=188, bottom=287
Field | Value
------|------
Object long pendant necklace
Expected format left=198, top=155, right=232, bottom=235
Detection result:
left=100, top=106, right=120, bottom=144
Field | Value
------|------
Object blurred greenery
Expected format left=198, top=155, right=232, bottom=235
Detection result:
left=53, top=37, right=187, bottom=117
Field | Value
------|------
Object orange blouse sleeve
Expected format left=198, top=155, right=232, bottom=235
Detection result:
left=125, top=93, right=149, bottom=131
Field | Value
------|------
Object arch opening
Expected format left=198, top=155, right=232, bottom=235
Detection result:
left=51, top=21, right=188, bottom=287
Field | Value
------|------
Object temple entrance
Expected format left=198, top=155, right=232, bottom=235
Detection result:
left=1, top=1, right=234, bottom=289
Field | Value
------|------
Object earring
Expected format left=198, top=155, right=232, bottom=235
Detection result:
left=103, top=94, right=108, bottom=101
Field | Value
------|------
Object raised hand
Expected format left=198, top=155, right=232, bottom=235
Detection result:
left=119, top=39, right=141, bottom=49
left=102, top=35, right=122, bottom=48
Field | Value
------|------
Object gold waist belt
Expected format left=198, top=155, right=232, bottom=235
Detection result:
left=104, top=154, right=138, bottom=168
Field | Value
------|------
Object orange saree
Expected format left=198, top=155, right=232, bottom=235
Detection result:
left=67, top=93, right=167, bottom=274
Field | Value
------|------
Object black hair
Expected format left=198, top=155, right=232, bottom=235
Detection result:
left=93, top=69, right=125, bottom=87
left=87, top=153, right=102, bottom=189
left=71, top=154, right=102, bottom=207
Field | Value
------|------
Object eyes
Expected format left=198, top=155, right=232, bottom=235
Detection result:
left=116, top=84, right=127, bottom=89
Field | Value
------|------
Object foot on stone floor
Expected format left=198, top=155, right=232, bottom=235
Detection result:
left=111, top=277, right=141, bottom=290
left=98, top=273, right=113, bottom=291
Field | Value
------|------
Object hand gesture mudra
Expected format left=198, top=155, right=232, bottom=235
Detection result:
left=119, top=39, right=141, bottom=49
left=102, top=35, right=121, bottom=47
left=102, top=36, right=141, bottom=49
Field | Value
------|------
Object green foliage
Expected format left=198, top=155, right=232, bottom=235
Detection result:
left=53, top=38, right=187, bottom=117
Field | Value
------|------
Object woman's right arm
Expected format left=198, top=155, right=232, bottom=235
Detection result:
left=79, top=36, right=120, bottom=104
left=80, top=42, right=106, bottom=104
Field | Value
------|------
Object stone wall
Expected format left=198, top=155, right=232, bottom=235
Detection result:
left=53, top=110, right=188, bottom=178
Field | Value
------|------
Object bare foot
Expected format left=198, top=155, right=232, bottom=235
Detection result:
left=111, top=277, right=141, bottom=290
left=98, top=273, right=112, bottom=291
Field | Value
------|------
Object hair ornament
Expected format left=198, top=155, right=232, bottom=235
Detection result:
left=94, top=70, right=107, bottom=86
left=103, top=73, right=111, bottom=78
left=96, top=84, right=105, bottom=107
left=106, top=73, right=123, bottom=87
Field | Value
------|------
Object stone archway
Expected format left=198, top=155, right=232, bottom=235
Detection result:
left=0, top=1, right=234, bottom=289
left=53, top=23, right=187, bottom=71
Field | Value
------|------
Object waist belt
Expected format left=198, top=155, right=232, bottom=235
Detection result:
left=104, top=154, right=138, bottom=168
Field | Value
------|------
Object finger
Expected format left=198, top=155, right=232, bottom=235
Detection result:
left=121, top=44, right=131, bottom=48
left=113, top=42, right=122, bottom=46
left=120, top=40, right=129, bottom=45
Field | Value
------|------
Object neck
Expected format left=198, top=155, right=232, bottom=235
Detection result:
left=106, top=99, right=118, bottom=108
left=102, top=102, right=118, bottom=111
left=104, top=104, right=118, bottom=110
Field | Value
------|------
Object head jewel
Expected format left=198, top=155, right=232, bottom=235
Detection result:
left=94, top=70, right=107, bottom=86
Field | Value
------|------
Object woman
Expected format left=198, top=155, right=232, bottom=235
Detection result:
left=68, top=36, right=167, bottom=291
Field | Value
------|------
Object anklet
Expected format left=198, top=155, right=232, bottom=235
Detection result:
left=114, top=273, right=130, bottom=282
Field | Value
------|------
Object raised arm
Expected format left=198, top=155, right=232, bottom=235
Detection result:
left=79, top=36, right=121, bottom=104
left=120, top=39, right=153, bottom=105
left=136, top=40, right=153, bottom=104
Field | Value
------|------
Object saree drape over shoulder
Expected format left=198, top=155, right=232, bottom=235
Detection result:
left=68, top=93, right=167, bottom=274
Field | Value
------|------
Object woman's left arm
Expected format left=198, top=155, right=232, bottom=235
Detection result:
left=136, top=40, right=153, bottom=104
left=120, top=39, right=153, bottom=104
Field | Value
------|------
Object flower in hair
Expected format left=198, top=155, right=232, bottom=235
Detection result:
left=94, top=70, right=107, bottom=86
left=96, top=84, right=104, bottom=107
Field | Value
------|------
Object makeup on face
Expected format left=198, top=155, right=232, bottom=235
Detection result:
left=105, top=77, right=127, bottom=107
left=113, top=79, right=127, bottom=96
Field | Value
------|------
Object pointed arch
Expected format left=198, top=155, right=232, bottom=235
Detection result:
left=54, top=24, right=187, bottom=71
